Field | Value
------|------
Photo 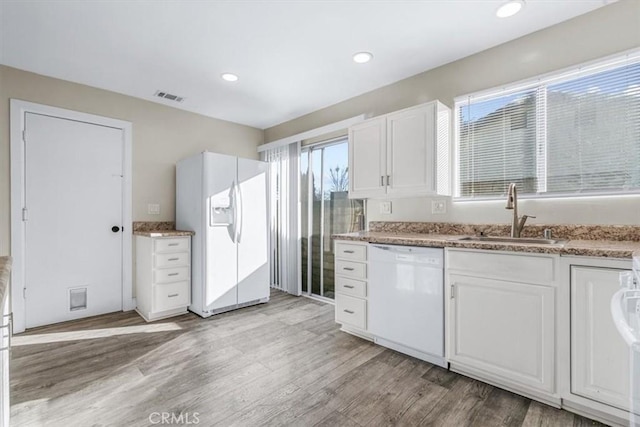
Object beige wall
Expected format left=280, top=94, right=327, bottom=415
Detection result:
left=265, top=0, right=640, bottom=226
left=0, top=65, right=263, bottom=256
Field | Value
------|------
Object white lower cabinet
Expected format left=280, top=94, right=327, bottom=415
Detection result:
left=449, top=274, right=555, bottom=392
left=567, top=263, right=632, bottom=417
left=447, top=251, right=633, bottom=425
left=135, top=235, right=192, bottom=321
left=335, top=293, right=367, bottom=330
left=0, top=289, right=10, bottom=427
left=446, top=249, right=559, bottom=405
left=334, top=241, right=370, bottom=339
left=331, top=242, right=634, bottom=426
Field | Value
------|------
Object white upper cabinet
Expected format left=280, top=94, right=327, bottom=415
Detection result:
left=348, top=117, right=386, bottom=198
left=386, top=103, right=434, bottom=196
left=348, top=101, right=450, bottom=199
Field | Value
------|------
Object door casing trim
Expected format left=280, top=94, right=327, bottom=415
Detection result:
left=10, top=99, right=134, bottom=333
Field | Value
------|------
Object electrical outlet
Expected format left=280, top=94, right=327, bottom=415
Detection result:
left=147, top=203, right=160, bottom=215
left=431, top=200, right=446, bottom=214
left=380, top=201, right=392, bottom=215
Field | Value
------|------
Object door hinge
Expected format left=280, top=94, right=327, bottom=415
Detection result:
left=450, top=283, right=456, bottom=299
left=23, top=288, right=26, bottom=299
left=22, top=130, right=26, bottom=142
left=22, top=208, right=28, bottom=222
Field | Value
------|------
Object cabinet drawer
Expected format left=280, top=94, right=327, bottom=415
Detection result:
left=154, top=281, right=190, bottom=312
left=335, top=260, right=367, bottom=279
left=154, top=267, right=189, bottom=284
left=447, top=249, right=557, bottom=286
left=154, top=238, right=190, bottom=253
left=335, top=242, right=367, bottom=261
left=336, top=294, right=367, bottom=330
left=155, top=252, right=190, bottom=269
left=336, top=276, right=367, bottom=298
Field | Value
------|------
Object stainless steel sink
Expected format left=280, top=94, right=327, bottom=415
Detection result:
left=454, top=236, right=567, bottom=246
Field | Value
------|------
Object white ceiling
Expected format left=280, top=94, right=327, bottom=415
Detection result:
left=0, top=0, right=611, bottom=129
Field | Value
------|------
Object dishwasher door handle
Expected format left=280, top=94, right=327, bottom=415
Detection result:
left=373, top=245, right=415, bottom=253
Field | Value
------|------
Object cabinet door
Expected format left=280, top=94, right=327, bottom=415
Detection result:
left=449, top=274, right=555, bottom=393
left=571, top=266, right=631, bottom=411
left=386, top=103, right=435, bottom=196
left=348, top=117, right=386, bottom=199
left=0, top=296, right=9, bottom=427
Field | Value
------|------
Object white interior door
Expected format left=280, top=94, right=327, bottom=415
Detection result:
left=204, top=152, right=238, bottom=311
left=24, top=112, right=124, bottom=328
left=237, top=158, right=269, bottom=304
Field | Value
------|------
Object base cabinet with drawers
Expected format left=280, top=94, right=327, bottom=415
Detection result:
left=135, top=235, right=192, bottom=321
left=334, top=241, right=370, bottom=338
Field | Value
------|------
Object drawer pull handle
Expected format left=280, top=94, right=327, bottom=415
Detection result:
left=343, top=267, right=355, bottom=271
left=168, top=293, right=179, bottom=298
left=343, top=285, right=355, bottom=289
left=343, top=309, right=355, bottom=314
left=168, top=273, right=179, bottom=277
left=168, top=258, right=179, bottom=261
left=168, top=243, right=179, bottom=247
left=343, top=250, right=355, bottom=254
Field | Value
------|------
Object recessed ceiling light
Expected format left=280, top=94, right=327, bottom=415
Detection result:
left=353, top=52, right=373, bottom=64
left=221, top=73, right=239, bottom=82
left=496, top=0, right=524, bottom=18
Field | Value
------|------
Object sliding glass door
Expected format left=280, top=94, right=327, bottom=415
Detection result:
left=300, top=138, right=365, bottom=300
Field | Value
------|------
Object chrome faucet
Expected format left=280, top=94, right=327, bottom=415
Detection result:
left=505, top=183, right=535, bottom=238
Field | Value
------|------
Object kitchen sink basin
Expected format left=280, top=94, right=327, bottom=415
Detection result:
left=454, top=236, right=567, bottom=246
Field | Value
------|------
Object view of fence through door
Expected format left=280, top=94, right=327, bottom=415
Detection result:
left=300, top=139, right=365, bottom=299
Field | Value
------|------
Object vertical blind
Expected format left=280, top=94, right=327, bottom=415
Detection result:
left=456, top=52, right=640, bottom=199
left=262, top=143, right=300, bottom=296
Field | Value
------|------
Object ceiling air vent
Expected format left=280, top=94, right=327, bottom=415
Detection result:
left=154, top=90, right=185, bottom=103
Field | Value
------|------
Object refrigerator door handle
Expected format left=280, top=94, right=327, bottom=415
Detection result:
left=235, top=180, right=243, bottom=243
left=227, top=182, right=237, bottom=242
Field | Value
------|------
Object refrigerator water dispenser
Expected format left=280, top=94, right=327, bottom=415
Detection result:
left=210, top=194, right=233, bottom=226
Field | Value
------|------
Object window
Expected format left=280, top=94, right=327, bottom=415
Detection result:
left=300, top=138, right=365, bottom=300
left=455, top=52, right=640, bottom=199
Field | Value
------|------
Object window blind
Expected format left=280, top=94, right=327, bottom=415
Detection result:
left=262, top=143, right=301, bottom=296
left=456, top=53, right=640, bottom=199
left=458, top=89, right=539, bottom=197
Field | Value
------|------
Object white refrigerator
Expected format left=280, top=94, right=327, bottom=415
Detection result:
left=176, top=152, right=269, bottom=317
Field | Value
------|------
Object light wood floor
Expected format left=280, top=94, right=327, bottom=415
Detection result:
left=11, top=290, right=604, bottom=426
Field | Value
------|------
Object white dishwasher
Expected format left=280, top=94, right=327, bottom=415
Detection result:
left=369, top=244, right=445, bottom=367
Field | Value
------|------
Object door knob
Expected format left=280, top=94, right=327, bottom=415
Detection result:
left=111, top=226, right=120, bottom=233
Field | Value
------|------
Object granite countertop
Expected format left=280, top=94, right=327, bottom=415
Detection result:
left=132, top=221, right=194, bottom=237
left=133, top=230, right=194, bottom=237
left=334, top=229, right=640, bottom=259
left=0, top=257, right=12, bottom=310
